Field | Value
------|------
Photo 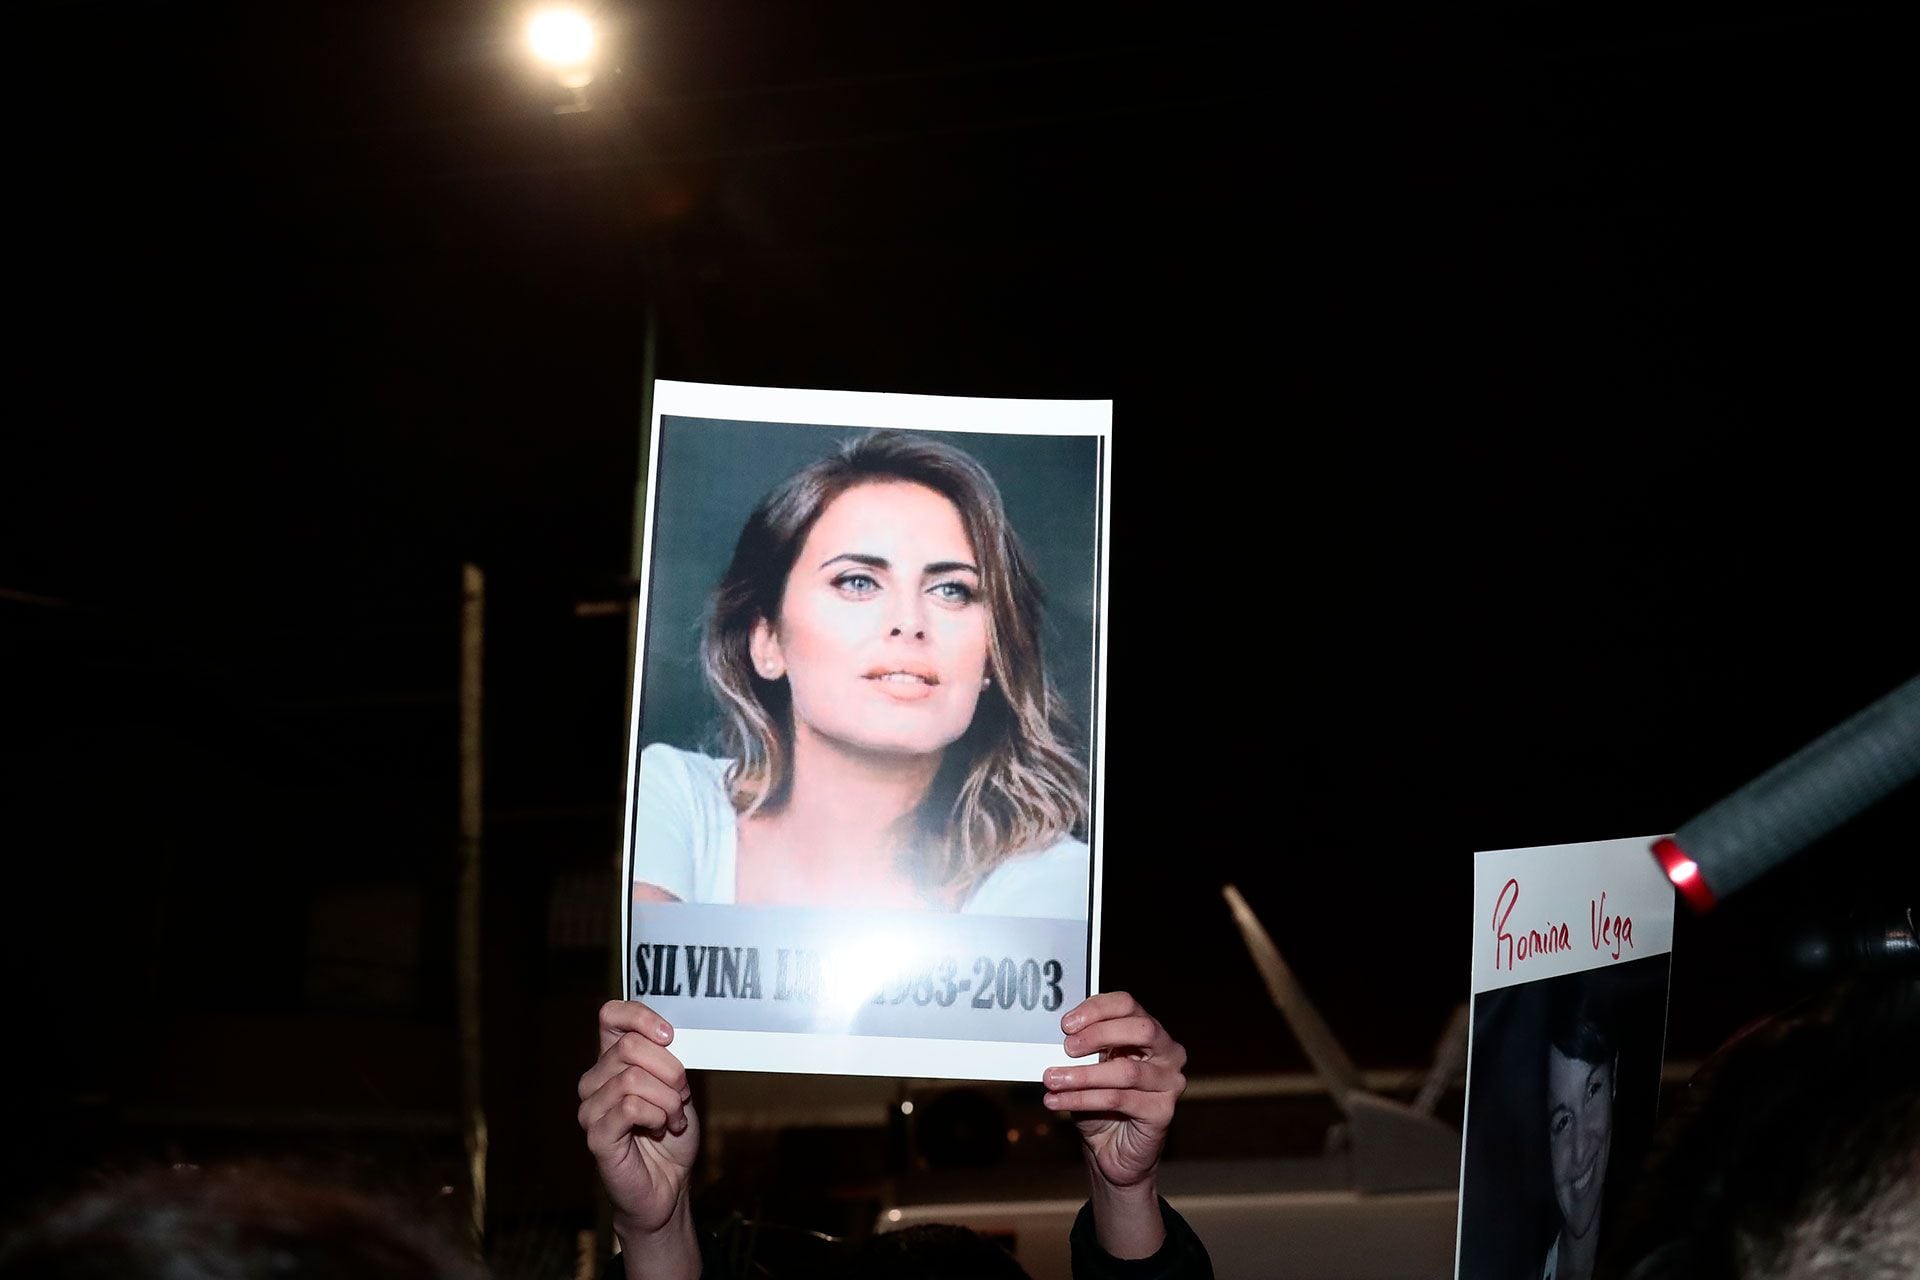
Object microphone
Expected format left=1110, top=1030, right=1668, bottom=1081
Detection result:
left=1651, top=673, right=1920, bottom=911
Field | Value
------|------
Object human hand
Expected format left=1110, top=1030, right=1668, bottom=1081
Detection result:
left=1043, top=991, right=1188, bottom=1193
left=577, top=1000, right=699, bottom=1247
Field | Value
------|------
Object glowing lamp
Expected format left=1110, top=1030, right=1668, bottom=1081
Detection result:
left=528, top=9, right=594, bottom=63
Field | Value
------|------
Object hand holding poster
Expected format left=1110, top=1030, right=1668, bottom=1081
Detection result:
left=1456, top=837, right=1677, bottom=1280
left=620, top=381, right=1111, bottom=1080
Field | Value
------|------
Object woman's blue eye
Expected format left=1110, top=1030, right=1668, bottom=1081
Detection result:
left=930, top=580, right=977, bottom=604
left=833, top=572, right=880, bottom=595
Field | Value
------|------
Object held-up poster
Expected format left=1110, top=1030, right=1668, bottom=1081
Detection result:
left=619, top=380, right=1111, bottom=1080
left=1455, top=838, right=1677, bottom=1280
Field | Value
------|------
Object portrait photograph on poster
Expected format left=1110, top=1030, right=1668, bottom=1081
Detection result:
left=1455, top=837, right=1678, bottom=1280
left=620, top=380, right=1111, bottom=1081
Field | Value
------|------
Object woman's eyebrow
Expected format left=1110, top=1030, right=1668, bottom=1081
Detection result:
left=816, top=553, right=980, bottom=576
left=819, top=552, right=889, bottom=571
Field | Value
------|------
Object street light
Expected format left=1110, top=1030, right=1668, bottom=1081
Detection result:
left=525, top=6, right=596, bottom=91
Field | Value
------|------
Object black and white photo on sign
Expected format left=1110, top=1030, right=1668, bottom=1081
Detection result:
left=620, top=381, right=1111, bottom=1079
left=1455, top=837, right=1676, bottom=1280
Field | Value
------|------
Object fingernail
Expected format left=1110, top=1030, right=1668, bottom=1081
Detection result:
left=669, top=1114, right=686, bottom=1136
left=1042, top=1093, right=1062, bottom=1109
left=1047, top=1069, right=1074, bottom=1088
left=655, top=1024, right=673, bottom=1044
left=1062, top=1013, right=1084, bottom=1033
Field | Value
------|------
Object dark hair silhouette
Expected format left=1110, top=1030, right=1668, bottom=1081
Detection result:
left=1616, top=974, right=1920, bottom=1280
left=0, top=1165, right=479, bottom=1280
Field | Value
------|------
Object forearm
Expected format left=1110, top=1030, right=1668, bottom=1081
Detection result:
left=615, top=1198, right=702, bottom=1280
left=1083, top=1150, right=1166, bottom=1260
left=1070, top=1196, right=1214, bottom=1280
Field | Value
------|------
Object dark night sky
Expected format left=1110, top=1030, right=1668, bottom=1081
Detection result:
left=3, top=0, right=1911, bottom=1219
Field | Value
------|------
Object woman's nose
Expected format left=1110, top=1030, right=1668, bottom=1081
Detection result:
left=887, top=594, right=928, bottom=639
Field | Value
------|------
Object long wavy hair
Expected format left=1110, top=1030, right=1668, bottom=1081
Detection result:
left=699, top=430, right=1089, bottom=901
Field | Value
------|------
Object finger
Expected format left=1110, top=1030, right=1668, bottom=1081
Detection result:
left=1044, top=1057, right=1184, bottom=1097
left=584, top=1092, right=684, bottom=1156
left=599, top=999, right=674, bottom=1054
left=1064, top=1015, right=1178, bottom=1062
left=1060, top=990, right=1144, bottom=1035
left=1041, top=1088, right=1178, bottom=1120
left=579, top=1032, right=691, bottom=1102
left=579, top=1033, right=690, bottom=1103
left=576, top=1074, right=691, bottom=1143
left=578, top=1066, right=687, bottom=1138
left=578, top=1064, right=689, bottom=1136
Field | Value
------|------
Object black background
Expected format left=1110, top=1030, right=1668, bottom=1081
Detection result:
left=2, top=0, right=1910, bottom=1248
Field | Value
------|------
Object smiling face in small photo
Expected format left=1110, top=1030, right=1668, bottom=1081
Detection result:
left=751, top=480, right=992, bottom=760
left=1546, top=1046, right=1615, bottom=1241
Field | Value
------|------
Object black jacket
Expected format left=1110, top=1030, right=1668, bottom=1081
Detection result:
left=605, top=1198, right=1214, bottom=1279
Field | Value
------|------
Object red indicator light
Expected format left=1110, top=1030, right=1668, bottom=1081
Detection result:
left=1651, top=836, right=1717, bottom=913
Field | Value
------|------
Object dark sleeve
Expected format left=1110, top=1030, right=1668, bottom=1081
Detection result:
left=1069, top=1198, right=1215, bottom=1280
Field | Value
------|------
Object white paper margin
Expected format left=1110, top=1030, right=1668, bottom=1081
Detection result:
left=669, top=1028, right=1073, bottom=1082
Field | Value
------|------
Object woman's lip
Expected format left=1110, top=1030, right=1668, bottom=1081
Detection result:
left=864, top=671, right=939, bottom=700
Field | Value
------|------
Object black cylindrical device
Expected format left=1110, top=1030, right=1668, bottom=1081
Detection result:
left=1652, top=673, right=1920, bottom=911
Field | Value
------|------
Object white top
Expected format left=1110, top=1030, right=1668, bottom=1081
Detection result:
left=631, top=743, right=1091, bottom=920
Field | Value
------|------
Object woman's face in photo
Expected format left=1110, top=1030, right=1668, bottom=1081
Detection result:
left=1545, top=1047, right=1614, bottom=1241
left=753, top=480, right=992, bottom=761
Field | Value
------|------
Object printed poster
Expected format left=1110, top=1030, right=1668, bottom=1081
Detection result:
left=620, top=380, right=1111, bottom=1080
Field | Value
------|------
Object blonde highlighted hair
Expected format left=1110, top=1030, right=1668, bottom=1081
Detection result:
left=699, top=430, right=1089, bottom=901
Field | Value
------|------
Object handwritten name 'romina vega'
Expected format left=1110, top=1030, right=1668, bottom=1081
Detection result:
left=1492, top=878, right=1636, bottom=972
